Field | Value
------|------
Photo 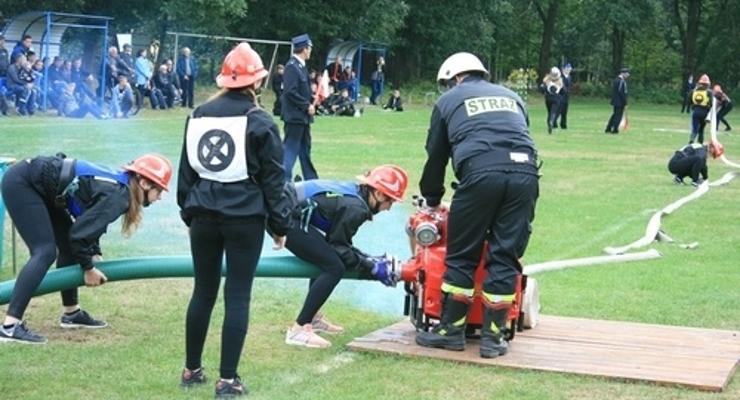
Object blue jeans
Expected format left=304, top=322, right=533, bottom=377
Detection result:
left=370, top=79, right=383, bottom=104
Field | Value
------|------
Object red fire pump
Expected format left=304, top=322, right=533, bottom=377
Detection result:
left=395, top=197, right=537, bottom=340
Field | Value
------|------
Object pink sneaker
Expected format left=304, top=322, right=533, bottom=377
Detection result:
left=312, top=313, right=344, bottom=335
left=285, top=324, right=331, bottom=348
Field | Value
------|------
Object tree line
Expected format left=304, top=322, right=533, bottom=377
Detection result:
left=2, top=0, right=738, bottom=99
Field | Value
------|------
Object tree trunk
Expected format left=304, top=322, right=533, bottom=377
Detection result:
left=673, top=0, right=702, bottom=80
left=610, top=26, right=625, bottom=75
left=536, top=0, right=560, bottom=81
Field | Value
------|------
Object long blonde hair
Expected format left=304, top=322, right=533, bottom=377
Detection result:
left=122, top=176, right=145, bottom=237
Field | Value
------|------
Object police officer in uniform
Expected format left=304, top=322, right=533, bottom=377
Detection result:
left=415, top=53, right=539, bottom=359
left=0, top=153, right=172, bottom=344
left=177, top=43, right=293, bottom=398
left=281, top=34, right=319, bottom=182
left=280, top=166, right=407, bottom=348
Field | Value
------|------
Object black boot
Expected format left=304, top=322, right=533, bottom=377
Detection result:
left=415, top=294, right=470, bottom=351
left=480, top=301, right=510, bottom=358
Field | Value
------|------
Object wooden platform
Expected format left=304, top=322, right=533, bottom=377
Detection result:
left=347, top=315, right=740, bottom=392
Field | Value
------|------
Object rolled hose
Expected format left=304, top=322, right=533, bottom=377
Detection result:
left=0, top=255, right=369, bottom=305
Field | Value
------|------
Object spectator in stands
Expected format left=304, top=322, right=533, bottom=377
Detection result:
left=7, top=55, right=36, bottom=115
left=57, top=82, right=106, bottom=119
left=328, top=88, right=357, bottom=116
left=107, top=47, right=131, bottom=93
left=271, top=64, right=284, bottom=116
left=326, top=56, right=342, bottom=88
left=119, top=44, right=141, bottom=112
left=135, top=48, right=162, bottom=110
left=370, top=56, right=385, bottom=105
left=71, top=57, right=97, bottom=100
left=383, top=89, right=403, bottom=111
left=347, top=70, right=359, bottom=102
left=153, top=64, right=177, bottom=108
left=61, top=60, right=73, bottom=83
left=0, top=35, right=8, bottom=115
left=337, top=66, right=351, bottom=91
left=164, top=58, right=182, bottom=105
left=26, top=51, right=38, bottom=68
left=110, top=74, right=134, bottom=118
left=176, top=47, right=198, bottom=108
left=11, top=35, right=32, bottom=64
left=0, top=35, right=9, bottom=78
left=30, top=59, right=44, bottom=109
left=47, top=56, right=69, bottom=107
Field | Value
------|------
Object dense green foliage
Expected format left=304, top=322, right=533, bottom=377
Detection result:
left=1, top=0, right=738, bottom=98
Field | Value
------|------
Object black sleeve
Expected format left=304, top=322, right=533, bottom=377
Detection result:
left=326, top=200, right=375, bottom=271
left=255, top=115, right=293, bottom=236
left=282, top=65, right=310, bottom=111
left=419, top=105, right=450, bottom=207
left=69, top=183, right=130, bottom=270
left=176, top=116, right=198, bottom=225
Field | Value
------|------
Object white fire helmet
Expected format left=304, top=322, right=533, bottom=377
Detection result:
left=436, top=52, right=490, bottom=84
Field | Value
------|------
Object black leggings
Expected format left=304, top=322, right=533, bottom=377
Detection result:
left=185, top=215, right=264, bottom=379
left=1, top=161, right=79, bottom=319
left=285, top=224, right=345, bottom=326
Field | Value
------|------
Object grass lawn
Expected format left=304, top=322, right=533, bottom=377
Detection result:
left=0, top=93, right=738, bottom=399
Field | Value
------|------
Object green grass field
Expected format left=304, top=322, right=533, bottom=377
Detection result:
left=0, top=94, right=738, bottom=399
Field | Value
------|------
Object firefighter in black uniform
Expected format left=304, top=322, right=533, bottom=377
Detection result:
left=605, top=67, right=629, bottom=134
left=281, top=34, right=319, bottom=182
left=0, top=153, right=172, bottom=345
left=415, top=52, right=539, bottom=359
left=177, top=43, right=293, bottom=398
left=689, top=74, right=712, bottom=144
left=279, top=165, right=408, bottom=349
left=668, top=143, right=709, bottom=186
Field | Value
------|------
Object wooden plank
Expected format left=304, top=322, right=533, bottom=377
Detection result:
left=347, top=316, right=740, bottom=392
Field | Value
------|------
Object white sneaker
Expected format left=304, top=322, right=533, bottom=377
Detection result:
left=285, top=324, right=331, bottom=348
left=312, top=313, right=344, bottom=335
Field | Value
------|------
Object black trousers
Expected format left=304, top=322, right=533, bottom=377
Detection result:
left=545, top=98, right=561, bottom=129
left=605, top=105, right=625, bottom=133
left=185, top=215, right=264, bottom=379
left=559, top=98, right=569, bottom=128
left=282, top=122, right=319, bottom=182
left=285, top=223, right=346, bottom=325
left=1, top=161, right=79, bottom=319
left=181, top=76, right=195, bottom=107
left=668, top=155, right=707, bottom=183
left=717, top=102, right=733, bottom=129
left=444, top=171, right=539, bottom=295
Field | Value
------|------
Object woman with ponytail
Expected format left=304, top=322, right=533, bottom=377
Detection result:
left=177, top=42, right=292, bottom=398
left=0, top=153, right=172, bottom=345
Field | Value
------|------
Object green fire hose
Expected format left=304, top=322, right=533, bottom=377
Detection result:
left=0, top=157, right=16, bottom=270
left=0, top=255, right=369, bottom=305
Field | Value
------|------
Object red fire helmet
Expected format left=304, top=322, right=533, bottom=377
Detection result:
left=123, top=153, right=173, bottom=191
left=357, top=165, right=408, bottom=202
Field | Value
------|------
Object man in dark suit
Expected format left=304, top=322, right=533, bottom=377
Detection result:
left=605, top=67, right=629, bottom=134
left=176, top=47, right=198, bottom=108
left=281, top=34, right=319, bottom=181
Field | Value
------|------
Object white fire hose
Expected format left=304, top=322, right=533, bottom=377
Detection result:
left=518, top=98, right=738, bottom=329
